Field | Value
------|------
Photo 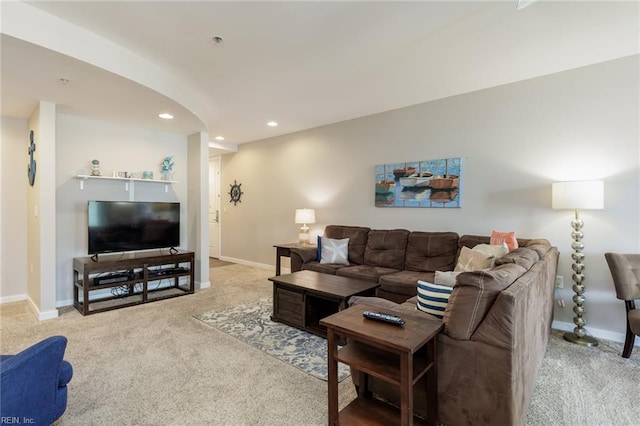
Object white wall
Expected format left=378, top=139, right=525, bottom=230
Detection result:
left=221, top=56, right=639, bottom=341
left=187, top=132, right=210, bottom=289
left=55, top=114, right=189, bottom=305
left=0, top=117, right=28, bottom=302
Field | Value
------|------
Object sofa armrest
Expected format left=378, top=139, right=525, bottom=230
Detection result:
left=1, top=336, right=72, bottom=425
left=290, top=246, right=318, bottom=272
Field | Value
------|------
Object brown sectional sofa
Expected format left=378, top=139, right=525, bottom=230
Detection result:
left=290, top=225, right=559, bottom=426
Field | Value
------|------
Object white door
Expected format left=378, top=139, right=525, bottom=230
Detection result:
left=209, top=157, right=221, bottom=258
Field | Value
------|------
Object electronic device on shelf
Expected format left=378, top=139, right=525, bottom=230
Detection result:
left=362, top=310, right=405, bottom=326
left=87, top=200, right=180, bottom=256
left=148, top=267, right=189, bottom=277
left=93, top=272, right=131, bottom=286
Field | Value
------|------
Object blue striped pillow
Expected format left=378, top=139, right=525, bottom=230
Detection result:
left=416, top=280, right=453, bottom=319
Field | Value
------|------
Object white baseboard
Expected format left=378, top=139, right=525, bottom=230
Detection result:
left=218, top=256, right=274, bottom=271
left=0, top=293, right=27, bottom=304
left=552, top=320, right=640, bottom=347
left=1, top=294, right=57, bottom=320
left=26, top=296, right=58, bottom=321
left=197, top=280, right=211, bottom=289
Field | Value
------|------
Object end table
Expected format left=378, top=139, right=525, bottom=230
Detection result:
left=320, top=304, right=443, bottom=425
left=273, top=243, right=316, bottom=276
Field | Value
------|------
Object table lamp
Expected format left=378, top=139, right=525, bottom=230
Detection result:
left=295, top=208, right=316, bottom=245
left=552, top=180, right=604, bottom=347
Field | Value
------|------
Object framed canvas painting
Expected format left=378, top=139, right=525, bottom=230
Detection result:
left=375, top=157, right=462, bottom=208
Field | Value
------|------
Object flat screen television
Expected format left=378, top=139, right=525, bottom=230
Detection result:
left=88, top=201, right=180, bottom=255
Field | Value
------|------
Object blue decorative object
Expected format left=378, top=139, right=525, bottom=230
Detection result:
left=0, top=336, right=73, bottom=425
left=27, top=130, right=36, bottom=186
left=161, top=156, right=174, bottom=180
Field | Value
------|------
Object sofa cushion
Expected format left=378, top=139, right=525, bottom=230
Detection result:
left=404, top=232, right=459, bottom=273
left=458, top=234, right=530, bottom=251
left=522, top=239, right=551, bottom=258
left=336, top=264, right=400, bottom=284
left=495, top=247, right=539, bottom=270
left=458, top=235, right=491, bottom=250
left=363, top=229, right=410, bottom=270
left=417, top=280, right=453, bottom=319
left=319, top=237, right=349, bottom=264
left=301, top=262, right=346, bottom=275
left=444, top=263, right=527, bottom=339
left=378, top=270, right=436, bottom=297
left=324, top=225, right=371, bottom=265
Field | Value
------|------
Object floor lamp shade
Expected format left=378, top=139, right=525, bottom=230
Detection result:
left=295, top=209, right=316, bottom=245
left=552, top=180, right=604, bottom=347
left=552, top=180, right=604, bottom=211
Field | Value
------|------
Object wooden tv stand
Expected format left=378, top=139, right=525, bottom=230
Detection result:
left=73, top=250, right=194, bottom=315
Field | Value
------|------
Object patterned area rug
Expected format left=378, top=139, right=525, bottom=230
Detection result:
left=194, top=297, right=351, bottom=382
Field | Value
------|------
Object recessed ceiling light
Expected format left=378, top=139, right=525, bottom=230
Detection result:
left=267, top=121, right=278, bottom=127
left=215, top=136, right=225, bottom=141
left=212, top=36, right=224, bottom=44
left=59, top=78, right=71, bottom=85
left=158, top=113, right=174, bottom=120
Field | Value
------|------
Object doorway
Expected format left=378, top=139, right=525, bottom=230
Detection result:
left=209, top=156, right=221, bottom=259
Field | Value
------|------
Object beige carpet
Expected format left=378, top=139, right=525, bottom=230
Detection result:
left=1, top=264, right=638, bottom=425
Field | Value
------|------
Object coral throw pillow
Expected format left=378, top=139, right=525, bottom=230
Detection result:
left=490, top=230, right=518, bottom=252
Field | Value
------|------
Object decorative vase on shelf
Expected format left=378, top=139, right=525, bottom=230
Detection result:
left=91, top=159, right=101, bottom=176
left=161, top=156, right=174, bottom=181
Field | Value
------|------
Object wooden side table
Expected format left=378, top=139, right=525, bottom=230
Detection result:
left=320, top=304, right=443, bottom=426
left=273, top=243, right=316, bottom=276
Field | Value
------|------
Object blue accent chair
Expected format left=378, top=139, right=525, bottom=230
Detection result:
left=1, top=336, right=73, bottom=425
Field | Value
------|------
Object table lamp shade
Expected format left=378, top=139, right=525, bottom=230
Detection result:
left=552, top=180, right=604, bottom=210
left=295, top=209, right=315, bottom=245
left=295, top=209, right=316, bottom=224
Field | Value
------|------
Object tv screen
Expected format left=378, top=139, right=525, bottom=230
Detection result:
left=88, top=201, right=180, bottom=255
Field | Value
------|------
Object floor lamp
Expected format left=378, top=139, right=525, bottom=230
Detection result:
left=552, top=180, right=604, bottom=347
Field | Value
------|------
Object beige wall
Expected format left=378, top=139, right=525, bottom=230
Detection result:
left=22, top=101, right=58, bottom=319
left=0, top=116, right=28, bottom=301
left=220, top=56, right=640, bottom=341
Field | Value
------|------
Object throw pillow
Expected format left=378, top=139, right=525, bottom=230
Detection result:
left=416, top=280, right=453, bottom=319
left=320, top=237, right=349, bottom=264
left=490, top=230, right=518, bottom=252
left=434, top=270, right=460, bottom=286
left=472, top=243, right=509, bottom=259
left=316, top=235, right=322, bottom=261
left=454, top=246, right=494, bottom=272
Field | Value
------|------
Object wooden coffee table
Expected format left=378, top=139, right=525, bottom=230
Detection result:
left=268, top=270, right=379, bottom=338
left=320, top=304, right=443, bottom=426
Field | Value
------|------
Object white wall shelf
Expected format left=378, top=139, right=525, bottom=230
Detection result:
left=75, top=174, right=177, bottom=200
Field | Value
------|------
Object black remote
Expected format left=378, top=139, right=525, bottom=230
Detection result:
left=363, top=310, right=405, bottom=326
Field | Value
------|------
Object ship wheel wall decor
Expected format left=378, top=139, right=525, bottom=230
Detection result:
left=228, top=180, right=243, bottom=205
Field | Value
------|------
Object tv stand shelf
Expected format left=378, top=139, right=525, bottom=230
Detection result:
left=73, top=250, right=194, bottom=315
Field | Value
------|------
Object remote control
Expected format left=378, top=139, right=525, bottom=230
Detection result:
left=363, top=310, right=405, bottom=326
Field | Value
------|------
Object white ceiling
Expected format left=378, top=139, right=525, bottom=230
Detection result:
left=2, top=1, right=638, bottom=153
